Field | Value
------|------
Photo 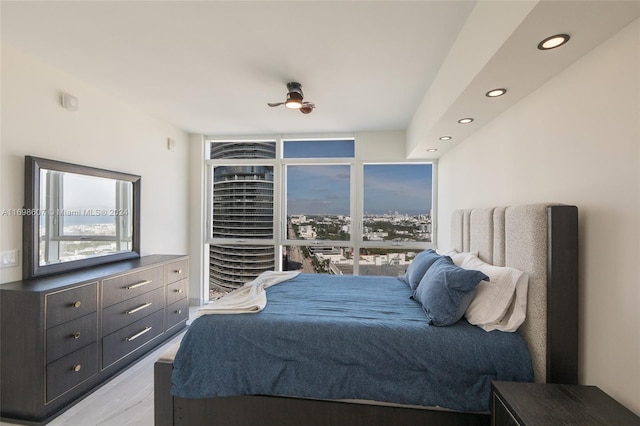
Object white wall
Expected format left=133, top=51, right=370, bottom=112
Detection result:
left=0, top=44, right=190, bottom=284
left=355, top=130, right=407, bottom=162
left=437, top=19, right=639, bottom=414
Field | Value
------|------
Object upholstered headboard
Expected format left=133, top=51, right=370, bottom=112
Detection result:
left=450, top=203, right=578, bottom=384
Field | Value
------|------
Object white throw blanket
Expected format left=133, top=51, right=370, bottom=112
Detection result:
left=197, top=270, right=300, bottom=316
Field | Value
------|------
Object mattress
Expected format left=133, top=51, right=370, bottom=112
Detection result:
left=171, top=273, right=533, bottom=412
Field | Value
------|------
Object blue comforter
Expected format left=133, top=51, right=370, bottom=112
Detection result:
left=171, top=274, right=533, bottom=412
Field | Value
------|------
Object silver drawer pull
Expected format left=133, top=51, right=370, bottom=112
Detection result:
left=125, top=326, right=152, bottom=342
left=174, top=288, right=183, bottom=294
left=175, top=309, right=182, bottom=315
left=125, top=302, right=152, bottom=315
left=72, top=332, right=81, bottom=339
left=174, top=269, right=182, bottom=274
left=125, top=279, right=152, bottom=290
left=72, top=364, right=82, bottom=372
left=72, top=301, right=82, bottom=308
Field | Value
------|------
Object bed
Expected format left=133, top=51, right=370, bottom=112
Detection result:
left=154, top=203, right=578, bottom=426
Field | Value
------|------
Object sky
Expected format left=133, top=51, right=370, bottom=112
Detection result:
left=62, top=173, right=116, bottom=210
left=287, top=163, right=432, bottom=216
left=283, top=139, right=354, bottom=158
left=287, top=165, right=351, bottom=215
left=363, top=164, right=432, bottom=215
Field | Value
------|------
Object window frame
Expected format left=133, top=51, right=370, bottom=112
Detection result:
left=359, top=161, right=435, bottom=247
left=205, top=135, right=436, bottom=290
left=40, top=170, right=134, bottom=264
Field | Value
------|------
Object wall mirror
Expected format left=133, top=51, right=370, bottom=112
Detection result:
left=24, top=156, right=141, bottom=279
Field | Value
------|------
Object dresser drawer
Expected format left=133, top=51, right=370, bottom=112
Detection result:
left=102, top=266, right=164, bottom=307
left=102, top=309, right=164, bottom=368
left=166, top=259, right=188, bottom=284
left=46, top=342, right=98, bottom=402
left=47, top=313, right=98, bottom=363
left=166, top=298, right=189, bottom=330
left=102, top=286, right=164, bottom=336
left=167, top=278, right=188, bottom=306
left=46, top=283, right=98, bottom=328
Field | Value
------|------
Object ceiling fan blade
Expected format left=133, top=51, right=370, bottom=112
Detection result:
left=267, top=102, right=285, bottom=107
left=300, top=104, right=314, bottom=114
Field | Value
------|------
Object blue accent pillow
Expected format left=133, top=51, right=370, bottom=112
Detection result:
left=412, top=256, right=489, bottom=326
left=399, top=249, right=442, bottom=291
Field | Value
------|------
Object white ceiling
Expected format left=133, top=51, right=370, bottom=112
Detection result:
left=2, top=1, right=639, bottom=158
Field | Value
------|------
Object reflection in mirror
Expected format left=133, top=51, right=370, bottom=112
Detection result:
left=39, top=169, right=134, bottom=266
left=24, top=156, right=140, bottom=279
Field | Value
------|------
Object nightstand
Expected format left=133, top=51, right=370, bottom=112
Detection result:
left=491, top=381, right=640, bottom=426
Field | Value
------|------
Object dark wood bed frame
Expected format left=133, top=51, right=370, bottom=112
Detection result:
left=154, top=204, right=578, bottom=426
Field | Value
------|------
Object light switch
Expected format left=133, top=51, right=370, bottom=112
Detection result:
left=0, top=249, right=19, bottom=268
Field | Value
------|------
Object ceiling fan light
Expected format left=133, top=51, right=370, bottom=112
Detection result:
left=300, top=105, right=314, bottom=114
left=285, top=92, right=303, bottom=109
left=285, top=100, right=302, bottom=109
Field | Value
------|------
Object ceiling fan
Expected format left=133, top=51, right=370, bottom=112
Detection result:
left=268, top=82, right=315, bottom=114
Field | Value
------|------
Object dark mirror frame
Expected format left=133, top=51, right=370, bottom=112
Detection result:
left=23, top=156, right=141, bottom=279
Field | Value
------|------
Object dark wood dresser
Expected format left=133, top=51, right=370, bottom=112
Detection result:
left=492, top=381, right=640, bottom=425
left=0, top=254, right=189, bottom=425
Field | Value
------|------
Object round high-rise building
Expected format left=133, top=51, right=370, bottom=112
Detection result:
left=209, top=142, right=276, bottom=292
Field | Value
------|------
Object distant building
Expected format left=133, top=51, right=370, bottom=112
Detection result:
left=298, top=225, right=316, bottom=239
left=290, top=215, right=307, bottom=225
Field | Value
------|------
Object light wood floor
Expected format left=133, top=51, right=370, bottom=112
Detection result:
left=1, top=308, right=196, bottom=426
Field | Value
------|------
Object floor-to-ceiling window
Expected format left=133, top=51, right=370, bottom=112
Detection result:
left=206, top=136, right=434, bottom=298
left=282, top=139, right=354, bottom=275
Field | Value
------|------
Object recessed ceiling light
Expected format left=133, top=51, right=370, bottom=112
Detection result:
left=458, top=118, right=474, bottom=124
left=439, top=136, right=452, bottom=141
left=427, top=148, right=438, bottom=152
left=486, top=88, right=507, bottom=97
left=538, top=34, right=570, bottom=50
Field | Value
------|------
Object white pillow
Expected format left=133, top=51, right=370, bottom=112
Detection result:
left=487, top=277, right=528, bottom=332
left=460, top=254, right=529, bottom=332
left=438, top=249, right=478, bottom=266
